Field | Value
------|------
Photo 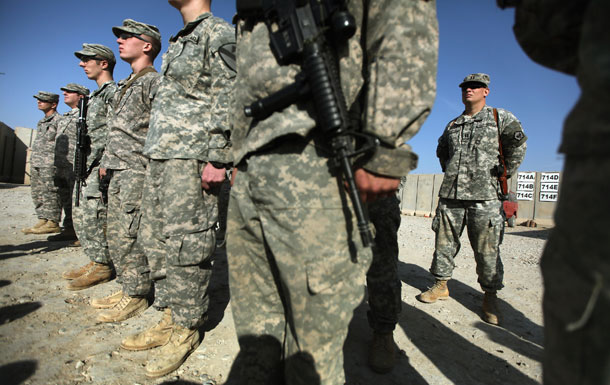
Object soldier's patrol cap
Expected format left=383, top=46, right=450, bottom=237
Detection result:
left=74, top=43, right=116, bottom=64
left=33, top=91, right=59, bottom=103
left=112, top=19, right=161, bottom=45
left=459, top=73, right=490, bottom=88
left=60, top=83, right=90, bottom=96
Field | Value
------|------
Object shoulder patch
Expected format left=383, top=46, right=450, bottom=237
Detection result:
left=218, top=42, right=237, bottom=73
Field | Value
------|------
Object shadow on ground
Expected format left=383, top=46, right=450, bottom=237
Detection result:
left=400, top=262, right=543, bottom=360
left=342, top=262, right=543, bottom=384
left=0, top=183, right=24, bottom=190
left=0, top=240, right=71, bottom=261
left=505, top=229, right=550, bottom=240
left=0, top=301, right=42, bottom=324
left=0, top=360, right=37, bottom=385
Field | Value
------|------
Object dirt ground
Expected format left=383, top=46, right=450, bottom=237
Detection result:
left=0, top=183, right=547, bottom=385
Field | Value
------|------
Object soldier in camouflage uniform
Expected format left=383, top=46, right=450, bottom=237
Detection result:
left=224, top=1, right=438, bottom=384
left=499, top=0, right=610, bottom=383
left=118, top=0, right=235, bottom=378
left=51, top=83, right=90, bottom=237
left=94, top=19, right=162, bottom=323
left=23, top=92, right=62, bottom=235
left=62, top=44, right=118, bottom=290
left=417, top=73, right=527, bottom=326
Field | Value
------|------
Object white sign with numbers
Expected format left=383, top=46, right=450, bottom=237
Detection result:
left=539, top=172, right=560, bottom=201
left=516, top=172, right=536, bottom=201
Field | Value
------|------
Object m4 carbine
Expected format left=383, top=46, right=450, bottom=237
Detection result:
left=73, top=96, right=89, bottom=207
left=237, top=0, right=376, bottom=247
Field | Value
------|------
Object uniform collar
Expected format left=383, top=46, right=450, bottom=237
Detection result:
left=170, top=12, right=212, bottom=42
left=91, top=80, right=115, bottom=97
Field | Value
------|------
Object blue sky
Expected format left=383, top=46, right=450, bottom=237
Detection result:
left=0, top=1, right=578, bottom=174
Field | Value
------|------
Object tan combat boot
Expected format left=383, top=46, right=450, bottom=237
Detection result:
left=29, top=220, right=61, bottom=234
left=96, top=294, right=149, bottom=323
left=482, top=292, right=501, bottom=325
left=22, top=219, right=47, bottom=234
left=368, top=332, right=398, bottom=374
left=66, top=263, right=113, bottom=291
left=62, top=261, right=95, bottom=280
left=121, top=308, right=173, bottom=351
left=417, top=279, right=449, bottom=303
left=91, top=290, right=123, bottom=309
left=145, top=324, right=200, bottom=378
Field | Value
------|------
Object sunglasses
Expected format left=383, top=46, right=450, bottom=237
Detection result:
left=81, top=56, right=106, bottom=63
left=461, top=83, right=486, bottom=90
left=118, top=32, right=150, bottom=43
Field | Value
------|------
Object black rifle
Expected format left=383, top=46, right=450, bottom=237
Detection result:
left=73, top=96, right=89, bottom=207
left=237, top=0, right=375, bottom=247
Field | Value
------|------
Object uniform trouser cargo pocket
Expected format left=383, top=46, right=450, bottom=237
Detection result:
left=167, top=229, right=215, bottom=267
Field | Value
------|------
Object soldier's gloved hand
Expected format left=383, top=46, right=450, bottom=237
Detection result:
left=353, top=168, right=399, bottom=203
left=201, top=162, right=226, bottom=190
left=493, top=164, right=505, bottom=177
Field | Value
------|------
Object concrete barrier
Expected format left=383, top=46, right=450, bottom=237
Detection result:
left=0, top=122, right=34, bottom=184
left=399, top=172, right=560, bottom=226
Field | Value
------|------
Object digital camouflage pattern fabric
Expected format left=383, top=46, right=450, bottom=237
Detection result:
left=30, top=112, right=60, bottom=169
left=144, top=13, right=235, bottom=163
left=106, top=169, right=150, bottom=296
left=55, top=108, right=79, bottom=173
left=226, top=1, right=438, bottom=384
left=72, top=81, right=117, bottom=265
left=431, top=198, right=505, bottom=292
left=30, top=166, right=61, bottom=223
left=437, top=105, right=527, bottom=201
left=55, top=108, right=80, bottom=226
left=139, top=13, right=235, bottom=330
left=102, top=69, right=160, bottom=296
left=226, top=140, right=374, bottom=385
left=74, top=43, right=116, bottom=64
left=506, top=0, right=610, bottom=383
left=30, top=111, right=62, bottom=222
left=86, top=81, right=117, bottom=173
left=431, top=102, right=525, bottom=293
left=101, top=69, right=160, bottom=171
left=140, top=159, right=217, bottom=329
left=231, top=0, right=438, bottom=178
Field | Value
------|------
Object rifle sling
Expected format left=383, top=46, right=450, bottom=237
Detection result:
left=493, top=108, right=509, bottom=197
left=117, top=67, right=157, bottom=103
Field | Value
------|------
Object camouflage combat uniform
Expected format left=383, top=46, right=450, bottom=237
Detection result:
left=54, top=108, right=79, bottom=228
left=431, top=105, right=527, bottom=292
left=505, top=0, right=610, bottom=383
left=225, top=1, right=438, bottom=384
left=140, top=12, right=235, bottom=329
left=101, top=68, right=161, bottom=297
left=30, top=111, right=62, bottom=223
left=72, top=81, right=117, bottom=264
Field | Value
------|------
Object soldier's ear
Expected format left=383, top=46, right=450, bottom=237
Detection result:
left=142, top=41, right=153, bottom=55
left=483, top=88, right=490, bottom=97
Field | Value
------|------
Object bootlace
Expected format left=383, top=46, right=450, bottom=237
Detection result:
left=113, top=294, right=132, bottom=310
